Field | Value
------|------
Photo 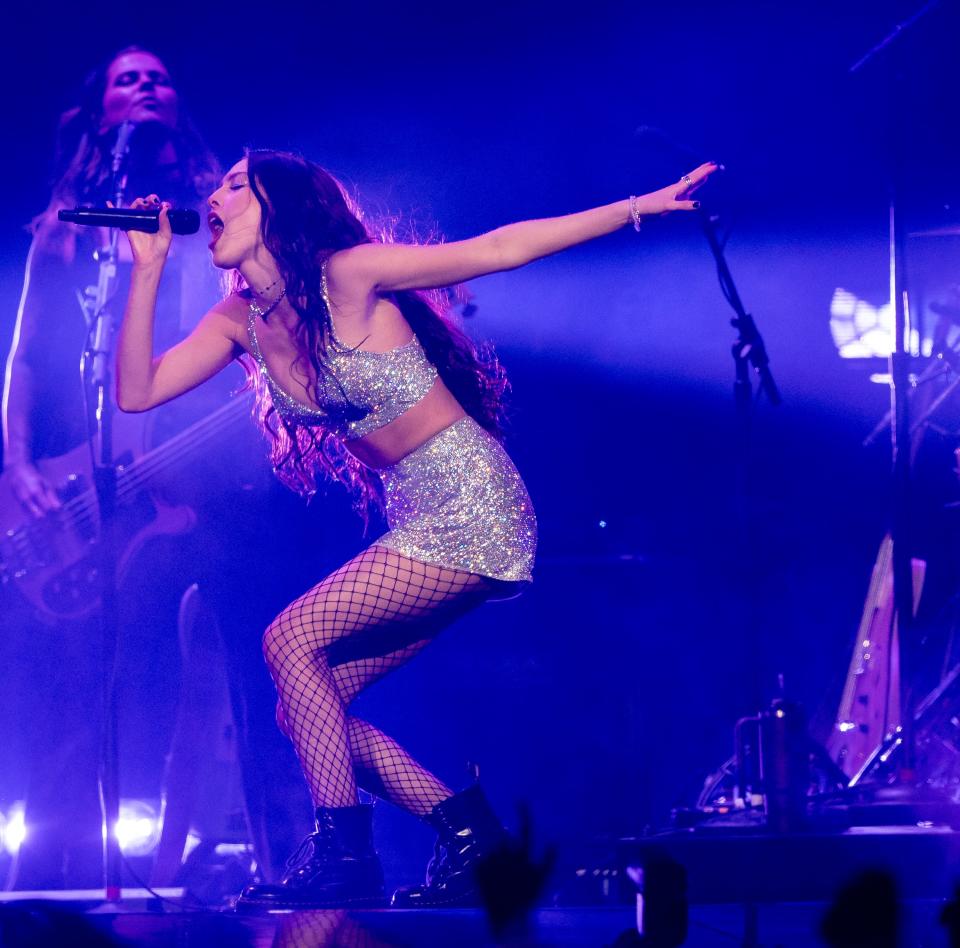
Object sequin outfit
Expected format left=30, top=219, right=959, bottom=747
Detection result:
left=246, top=294, right=536, bottom=587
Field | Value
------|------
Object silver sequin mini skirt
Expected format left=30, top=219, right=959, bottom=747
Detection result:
left=372, top=416, right=536, bottom=591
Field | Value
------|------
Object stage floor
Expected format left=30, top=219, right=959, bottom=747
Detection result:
left=0, top=900, right=950, bottom=946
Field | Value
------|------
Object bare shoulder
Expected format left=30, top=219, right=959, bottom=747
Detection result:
left=212, top=290, right=250, bottom=320
left=201, top=292, right=250, bottom=345
left=326, top=245, right=379, bottom=291
left=324, top=247, right=380, bottom=319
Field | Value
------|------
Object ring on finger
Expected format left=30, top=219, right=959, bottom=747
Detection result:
left=682, top=174, right=692, bottom=185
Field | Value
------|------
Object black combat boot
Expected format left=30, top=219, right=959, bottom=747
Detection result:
left=236, top=804, right=385, bottom=911
left=391, top=785, right=506, bottom=908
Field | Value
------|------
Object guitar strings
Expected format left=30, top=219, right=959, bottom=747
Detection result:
left=114, top=397, right=251, bottom=496
left=13, top=396, right=253, bottom=547
left=73, top=398, right=250, bottom=520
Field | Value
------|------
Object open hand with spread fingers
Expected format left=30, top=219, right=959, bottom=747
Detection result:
left=629, top=161, right=720, bottom=222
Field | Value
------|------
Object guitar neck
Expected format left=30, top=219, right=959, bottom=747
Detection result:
left=115, top=393, right=252, bottom=499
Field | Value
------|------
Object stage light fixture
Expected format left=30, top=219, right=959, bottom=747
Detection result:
left=1, top=803, right=27, bottom=856
left=115, top=799, right=161, bottom=858
left=830, top=288, right=926, bottom=359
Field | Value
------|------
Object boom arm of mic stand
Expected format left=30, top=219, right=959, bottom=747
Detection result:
left=849, top=0, right=942, bottom=74
left=699, top=210, right=782, bottom=407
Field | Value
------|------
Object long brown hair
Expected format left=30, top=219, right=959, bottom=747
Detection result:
left=239, top=149, right=508, bottom=514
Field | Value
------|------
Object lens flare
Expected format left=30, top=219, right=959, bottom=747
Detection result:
left=1, top=802, right=27, bottom=856
left=115, top=799, right=161, bottom=857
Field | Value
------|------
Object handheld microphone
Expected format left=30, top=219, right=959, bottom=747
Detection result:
left=58, top=206, right=201, bottom=235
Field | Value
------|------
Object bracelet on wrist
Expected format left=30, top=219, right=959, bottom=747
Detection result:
left=628, top=195, right=643, bottom=232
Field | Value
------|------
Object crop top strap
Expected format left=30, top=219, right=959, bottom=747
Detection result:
left=246, top=303, right=267, bottom=365
left=320, top=257, right=333, bottom=317
left=320, top=258, right=349, bottom=350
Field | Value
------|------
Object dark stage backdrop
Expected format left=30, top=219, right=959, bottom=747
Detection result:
left=1, top=0, right=959, bottom=887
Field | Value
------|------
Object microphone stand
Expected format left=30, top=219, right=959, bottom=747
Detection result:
left=849, top=0, right=940, bottom=796
left=79, top=120, right=136, bottom=900
left=699, top=210, right=781, bottom=412
left=700, top=208, right=781, bottom=718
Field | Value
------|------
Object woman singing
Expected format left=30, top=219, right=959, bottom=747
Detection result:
left=116, top=150, right=716, bottom=909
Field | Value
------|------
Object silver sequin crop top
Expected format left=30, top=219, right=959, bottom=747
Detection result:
left=245, top=291, right=438, bottom=441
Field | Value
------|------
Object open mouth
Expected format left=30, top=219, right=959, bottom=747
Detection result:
left=208, top=213, right=224, bottom=248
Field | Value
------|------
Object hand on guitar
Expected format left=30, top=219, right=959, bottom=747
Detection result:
left=4, top=460, right=61, bottom=518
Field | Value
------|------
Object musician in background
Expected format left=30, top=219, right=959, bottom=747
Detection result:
left=4, top=46, right=218, bottom=509
left=1, top=46, right=321, bottom=890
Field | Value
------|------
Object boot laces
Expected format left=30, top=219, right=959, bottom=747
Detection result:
left=426, top=828, right=476, bottom=885
left=425, top=839, right=447, bottom=883
left=284, top=830, right=334, bottom=873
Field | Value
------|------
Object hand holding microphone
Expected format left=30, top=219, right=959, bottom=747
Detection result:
left=113, top=194, right=174, bottom=269
left=56, top=194, right=199, bottom=270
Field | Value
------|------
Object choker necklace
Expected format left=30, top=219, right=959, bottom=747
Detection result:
left=252, top=275, right=283, bottom=297
left=250, top=287, right=287, bottom=322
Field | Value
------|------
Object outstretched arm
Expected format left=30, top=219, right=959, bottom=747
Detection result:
left=331, top=163, right=717, bottom=294
left=116, top=197, right=239, bottom=412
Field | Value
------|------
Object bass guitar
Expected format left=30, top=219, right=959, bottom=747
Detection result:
left=0, top=395, right=251, bottom=623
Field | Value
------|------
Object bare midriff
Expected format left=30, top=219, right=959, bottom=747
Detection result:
left=344, top=377, right=467, bottom=470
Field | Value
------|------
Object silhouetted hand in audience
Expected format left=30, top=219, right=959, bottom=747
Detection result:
left=941, top=884, right=960, bottom=948
left=820, top=870, right=898, bottom=948
left=475, top=803, right=557, bottom=939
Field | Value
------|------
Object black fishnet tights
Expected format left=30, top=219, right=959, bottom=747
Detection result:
left=263, top=545, right=491, bottom=815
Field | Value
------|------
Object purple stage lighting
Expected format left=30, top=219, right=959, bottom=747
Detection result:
left=0, top=803, right=27, bottom=856
left=114, top=800, right=162, bottom=858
